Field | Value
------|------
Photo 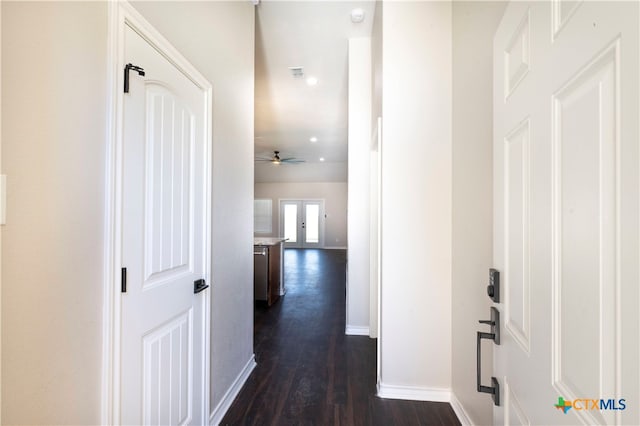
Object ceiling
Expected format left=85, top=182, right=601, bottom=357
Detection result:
left=254, top=0, right=375, bottom=183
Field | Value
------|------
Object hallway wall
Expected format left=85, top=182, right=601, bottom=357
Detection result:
left=1, top=3, right=108, bottom=423
left=379, top=1, right=453, bottom=398
left=369, top=0, right=383, bottom=341
left=451, top=2, right=506, bottom=424
left=347, top=37, right=372, bottom=334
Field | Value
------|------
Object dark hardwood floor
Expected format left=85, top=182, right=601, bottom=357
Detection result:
left=221, top=249, right=461, bottom=426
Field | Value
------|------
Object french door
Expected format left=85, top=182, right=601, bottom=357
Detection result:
left=280, top=200, right=324, bottom=248
left=492, top=2, right=638, bottom=425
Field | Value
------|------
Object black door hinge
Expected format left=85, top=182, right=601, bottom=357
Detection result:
left=124, top=63, right=145, bottom=93
left=121, top=267, right=127, bottom=293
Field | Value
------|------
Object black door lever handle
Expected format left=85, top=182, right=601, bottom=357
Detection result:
left=194, top=279, right=209, bottom=294
left=476, top=307, right=500, bottom=406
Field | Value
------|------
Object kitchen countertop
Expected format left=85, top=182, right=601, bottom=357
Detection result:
left=254, top=237, right=287, bottom=246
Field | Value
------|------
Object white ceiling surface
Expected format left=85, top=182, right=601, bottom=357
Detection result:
left=254, top=0, right=375, bottom=183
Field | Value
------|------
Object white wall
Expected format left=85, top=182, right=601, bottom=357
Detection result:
left=130, top=2, right=255, bottom=417
left=255, top=161, right=347, bottom=183
left=378, top=1, right=453, bottom=398
left=451, top=2, right=506, bottom=423
left=346, top=37, right=372, bottom=335
left=254, top=182, right=347, bottom=248
left=1, top=3, right=108, bottom=423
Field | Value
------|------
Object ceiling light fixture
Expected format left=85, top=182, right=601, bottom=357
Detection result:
left=351, top=8, right=365, bottom=23
left=310, top=137, right=318, bottom=143
left=319, top=157, right=325, bottom=162
left=306, top=76, right=318, bottom=86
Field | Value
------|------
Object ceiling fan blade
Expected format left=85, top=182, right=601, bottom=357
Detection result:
left=255, top=157, right=274, bottom=161
left=281, top=159, right=305, bottom=163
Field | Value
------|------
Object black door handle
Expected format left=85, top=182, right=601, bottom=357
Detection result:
left=194, top=279, right=209, bottom=294
left=477, top=307, right=500, bottom=406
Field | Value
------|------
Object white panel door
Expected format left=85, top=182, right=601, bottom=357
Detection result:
left=493, top=2, right=638, bottom=425
left=121, top=24, right=209, bottom=426
left=280, top=200, right=324, bottom=248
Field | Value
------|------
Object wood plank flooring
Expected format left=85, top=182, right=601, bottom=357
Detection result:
left=221, top=249, right=461, bottom=426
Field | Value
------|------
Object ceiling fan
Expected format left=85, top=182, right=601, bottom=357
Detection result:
left=255, top=150, right=305, bottom=165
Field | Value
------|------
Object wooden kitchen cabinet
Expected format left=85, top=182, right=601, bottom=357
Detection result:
left=253, top=238, right=286, bottom=306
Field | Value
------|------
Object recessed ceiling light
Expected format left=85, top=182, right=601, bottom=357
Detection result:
left=319, top=157, right=325, bottom=162
left=351, top=8, right=365, bottom=23
left=310, top=137, right=318, bottom=143
left=306, top=76, right=318, bottom=86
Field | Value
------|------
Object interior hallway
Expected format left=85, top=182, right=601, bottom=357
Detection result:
left=222, top=249, right=460, bottom=425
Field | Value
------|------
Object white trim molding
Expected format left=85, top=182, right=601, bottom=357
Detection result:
left=323, top=246, right=348, bottom=250
left=101, top=2, right=123, bottom=423
left=345, top=325, right=370, bottom=336
left=377, top=382, right=451, bottom=403
left=209, top=355, right=257, bottom=426
left=449, top=393, right=474, bottom=426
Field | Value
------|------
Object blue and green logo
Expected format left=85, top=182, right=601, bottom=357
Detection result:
left=554, top=397, right=572, bottom=413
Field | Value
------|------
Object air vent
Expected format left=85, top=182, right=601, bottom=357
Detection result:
left=289, top=66, right=304, bottom=79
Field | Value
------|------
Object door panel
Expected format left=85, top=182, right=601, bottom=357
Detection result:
left=504, top=118, right=531, bottom=353
left=493, top=2, right=638, bottom=425
left=121, top=24, right=208, bottom=426
left=552, top=44, right=617, bottom=425
left=143, top=310, right=192, bottom=425
left=144, top=84, right=193, bottom=288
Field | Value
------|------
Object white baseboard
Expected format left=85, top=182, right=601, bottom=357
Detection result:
left=323, top=246, right=347, bottom=250
left=450, top=393, right=474, bottom=426
left=377, top=382, right=451, bottom=403
left=345, top=325, right=370, bottom=336
left=209, top=355, right=256, bottom=426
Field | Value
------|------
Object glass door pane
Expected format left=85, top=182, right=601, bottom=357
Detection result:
left=283, top=204, right=298, bottom=243
left=305, top=204, right=319, bottom=243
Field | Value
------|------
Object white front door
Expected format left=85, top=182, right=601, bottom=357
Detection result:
left=492, top=2, right=638, bottom=425
left=280, top=200, right=324, bottom=248
left=120, top=23, right=210, bottom=425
